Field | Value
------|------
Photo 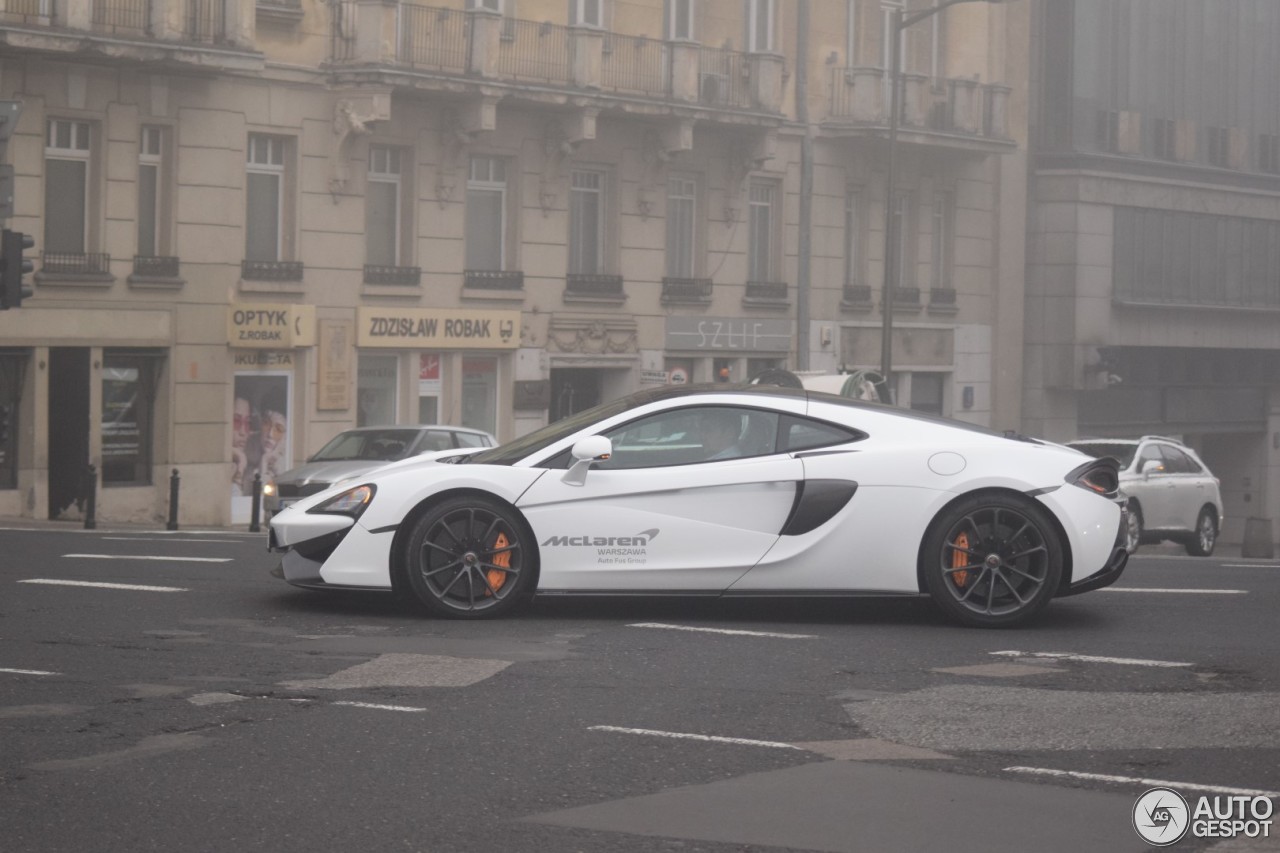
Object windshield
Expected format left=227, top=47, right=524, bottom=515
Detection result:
left=468, top=396, right=639, bottom=465
left=1069, top=442, right=1137, bottom=468
left=309, top=429, right=423, bottom=462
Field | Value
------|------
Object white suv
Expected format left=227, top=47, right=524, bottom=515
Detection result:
left=1067, top=436, right=1222, bottom=556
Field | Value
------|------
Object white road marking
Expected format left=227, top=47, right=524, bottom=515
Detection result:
left=1219, top=563, right=1280, bottom=569
left=19, top=579, right=187, bottom=592
left=1101, top=587, right=1246, bottom=594
left=628, top=622, right=818, bottom=640
left=1004, top=766, right=1279, bottom=798
left=63, top=553, right=230, bottom=563
left=589, top=725, right=803, bottom=750
left=100, top=537, right=231, bottom=544
left=990, top=650, right=1192, bottom=668
left=0, top=667, right=60, bottom=676
left=333, top=701, right=428, bottom=713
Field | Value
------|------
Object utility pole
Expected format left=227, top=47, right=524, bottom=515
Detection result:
left=795, top=0, right=812, bottom=371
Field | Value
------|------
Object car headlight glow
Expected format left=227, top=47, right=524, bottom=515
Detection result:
left=262, top=481, right=276, bottom=497
left=307, top=484, right=376, bottom=519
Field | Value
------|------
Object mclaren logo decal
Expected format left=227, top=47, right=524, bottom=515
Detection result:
left=541, top=529, right=660, bottom=548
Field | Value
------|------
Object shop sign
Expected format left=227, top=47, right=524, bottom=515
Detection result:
left=639, top=369, right=668, bottom=386
left=358, top=308, right=520, bottom=349
left=227, top=303, right=316, bottom=349
left=665, top=317, right=792, bottom=352
left=232, top=351, right=294, bottom=367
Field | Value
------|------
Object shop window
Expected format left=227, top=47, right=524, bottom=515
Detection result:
left=461, top=356, right=498, bottom=437
left=0, top=351, right=28, bottom=490
left=101, top=351, right=162, bottom=486
left=357, top=353, right=399, bottom=427
left=418, top=353, right=441, bottom=424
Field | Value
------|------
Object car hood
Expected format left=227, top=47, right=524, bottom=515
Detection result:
left=274, top=459, right=390, bottom=486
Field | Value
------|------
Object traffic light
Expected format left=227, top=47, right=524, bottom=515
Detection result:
left=1, top=228, right=34, bottom=310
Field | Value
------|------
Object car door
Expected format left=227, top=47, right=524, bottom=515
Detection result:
left=1129, top=442, right=1173, bottom=529
left=516, top=405, right=803, bottom=592
left=1160, top=445, right=1203, bottom=533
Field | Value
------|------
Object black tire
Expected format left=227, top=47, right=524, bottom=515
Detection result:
left=402, top=496, right=535, bottom=619
left=921, top=493, right=1064, bottom=628
left=1185, top=507, right=1217, bottom=557
left=1124, top=502, right=1143, bottom=554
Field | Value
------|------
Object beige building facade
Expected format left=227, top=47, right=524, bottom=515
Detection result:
left=0, top=0, right=1025, bottom=525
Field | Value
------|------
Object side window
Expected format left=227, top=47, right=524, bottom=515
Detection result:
left=780, top=415, right=863, bottom=453
left=454, top=431, right=489, bottom=449
left=1160, top=445, right=1197, bottom=474
left=598, top=406, right=780, bottom=469
left=1137, top=443, right=1165, bottom=473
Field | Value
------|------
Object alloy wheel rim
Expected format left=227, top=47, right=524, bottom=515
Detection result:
left=1199, top=516, right=1215, bottom=552
left=418, top=507, right=521, bottom=611
left=941, top=506, right=1049, bottom=616
left=1126, top=513, right=1141, bottom=551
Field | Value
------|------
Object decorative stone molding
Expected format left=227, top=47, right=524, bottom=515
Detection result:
left=434, top=99, right=498, bottom=208
left=539, top=110, right=598, bottom=214
left=636, top=121, right=694, bottom=219
left=547, top=315, right=638, bottom=355
left=329, top=92, right=390, bottom=199
left=722, top=130, right=777, bottom=224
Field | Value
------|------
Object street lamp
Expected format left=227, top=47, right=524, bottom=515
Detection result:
left=878, top=0, right=1010, bottom=404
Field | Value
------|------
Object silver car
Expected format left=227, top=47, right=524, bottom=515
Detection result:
left=263, top=425, right=496, bottom=515
left=1067, top=436, right=1222, bottom=556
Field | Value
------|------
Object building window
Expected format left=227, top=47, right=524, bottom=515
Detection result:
left=462, top=356, right=498, bottom=437
left=246, top=134, right=286, bottom=262
left=930, top=190, right=953, bottom=290
left=569, top=169, right=605, bottom=275
left=890, top=190, right=913, bottom=289
left=878, top=0, right=903, bottom=69
left=665, top=174, right=697, bottom=278
left=366, top=146, right=402, bottom=267
left=1151, top=118, right=1176, bottom=161
left=1206, top=126, right=1230, bottom=168
left=137, top=127, right=165, bottom=257
left=907, top=372, right=944, bottom=415
left=466, top=156, right=507, bottom=272
left=1259, top=134, right=1280, bottom=175
left=357, top=353, right=399, bottom=427
left=844, top=188, right=862, bottom=286
left=746, top=0, right=773, bottom=52
left=467, top=0, right=502, bottom=10
left=846, top=0, right=857, bottom=63
left=571, top=0, right=602, bottom=27
left=666, top=0, right=694, bottom=41
left=101, top=351, right=159, bottom=486
left=44, top=119, right=92, bottom=254
left=747, top=180, right=776, bottom=281
left=1096, top=109, right=1119, bottom=153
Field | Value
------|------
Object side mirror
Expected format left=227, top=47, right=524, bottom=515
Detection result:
left=562, top=436, right=612, bottom=486
left=1141, top=459, right=1163, bottom=477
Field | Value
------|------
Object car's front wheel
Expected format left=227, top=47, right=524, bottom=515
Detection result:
left=1185, top=507, right=1217, bottom=557
left=922, top=493, right=1064, bottom=628
left=1124, top=502, right=1143, bottom=554
left=402, top=496, right=534, bottom=618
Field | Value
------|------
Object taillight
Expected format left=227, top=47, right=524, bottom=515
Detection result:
left=1067, top=458, right=1120, bottom=499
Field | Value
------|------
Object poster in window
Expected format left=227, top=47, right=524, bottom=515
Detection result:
left=231, top=372, right=291, bottom=524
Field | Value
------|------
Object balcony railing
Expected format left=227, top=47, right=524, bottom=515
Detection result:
left=745, top=281, right=788, bottom=301
left=661, top=276, right=712, bottom=302
left=42, top=251, right=111, bottom=275
left=92, top=0, right=150, bottom=35
left=464, top=269, right=524, bottom=290
left=186, top=0, right=226, bottom=43
left=364, top=264, right=421, bottom=286
left=396, top=4, right=469, bottom=71
left=601, top=33, right=668, bottom=96
left=565, top=273, right=624, bottom=297
left=697, top=47, right=750, bottom=109
left=828, top=67, right=1010, bottom=140
left=0, top=0, right=53, bottom=25
left=929, top=287, right=958, bottom=309
left=241, top=259, right=303, bottom=281
left=496, top=17, right=571, bottom=84
left=842, top=283, right=873, bottom=305
left=133, top=256, right=180, bottom=277
left=892, top=286, right=921, bottom=306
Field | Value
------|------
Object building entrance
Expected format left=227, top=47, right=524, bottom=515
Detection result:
left=549, top=368, right=603, bottom=422
left=48, top=348, right=90, bottom=519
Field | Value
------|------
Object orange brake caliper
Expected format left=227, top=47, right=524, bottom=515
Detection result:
left=952, top=531, right=970, bottom=588
left=485, top=532, right=510, bottom=596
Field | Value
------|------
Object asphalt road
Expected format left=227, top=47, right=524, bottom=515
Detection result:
left=1, top=522, right=1277, bottom=853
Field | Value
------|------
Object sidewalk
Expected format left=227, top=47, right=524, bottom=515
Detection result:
left=0, top=516, right=259, bottom=535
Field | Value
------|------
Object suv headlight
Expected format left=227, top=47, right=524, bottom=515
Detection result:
left=307, top=484, right=376, bottom=519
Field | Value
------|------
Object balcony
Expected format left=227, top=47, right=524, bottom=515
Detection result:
left=364, top=265, right=421, bottom=286
left=825, top=67, right=1014, bottom=153
left=0, top=0, right=262, bottom=72
left=840, top=283, right=873, bottom=312
left=928, top=286, right=958, bottom=315
left=241, top=259, right=304, bottom=281
left=329, top=3, right=784, bottom=121
left=35, top=251, right=114, bottom=286
left=743, top=280, right=789, bottom=307
left=661, top=277, right=712, bottom=304
left=464, top=269, right=524, bottom=291
left=564, top=273, right=625, bottom=303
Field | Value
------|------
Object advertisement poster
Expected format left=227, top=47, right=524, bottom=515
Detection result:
left=231, top=372, right=291, bottom=525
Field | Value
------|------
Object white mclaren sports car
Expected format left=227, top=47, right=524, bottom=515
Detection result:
left=268, top=385, right=1128, bottom=627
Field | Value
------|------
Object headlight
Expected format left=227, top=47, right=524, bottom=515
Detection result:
left=262, top=481, right=276, bottom=497
left=1066, top=458, right=1120, bottom=499
left=307, top=484, right=376, bottom=519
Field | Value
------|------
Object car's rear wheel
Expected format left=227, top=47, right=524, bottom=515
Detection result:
left=1185, top=507, right=1217, bottom=557
left=403, top=496, right=534, bottom=619
left=922, top=493, right=1064, bottom=628
left=1124, top=502, right=1143, bottom=554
